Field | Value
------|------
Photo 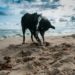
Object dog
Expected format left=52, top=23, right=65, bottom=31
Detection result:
left=21, top=13, right=55, bottom=45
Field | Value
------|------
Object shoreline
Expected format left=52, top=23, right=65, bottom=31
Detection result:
left=0, top=34, right=75, bottom=50
left=0, top=33, right=75, bottom=40
left=0, top=29, right=75, bottom=41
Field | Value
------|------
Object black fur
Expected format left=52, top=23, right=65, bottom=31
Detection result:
left=38, top=18, right=55, bottom=43
left=21, top=13, right=41, bottom=44
left=21, top=13, right=55, bottom=44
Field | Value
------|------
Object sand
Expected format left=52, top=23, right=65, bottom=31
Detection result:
left=0, top=35, right=75, bottom=75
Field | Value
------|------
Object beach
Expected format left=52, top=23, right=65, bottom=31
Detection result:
left=0, top=0, right=75, bottom=75
left=0, top=35, right=75, bottom=75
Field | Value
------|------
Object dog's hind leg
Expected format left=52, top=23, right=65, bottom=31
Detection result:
left=33, top=31, right=41, bottom=45
left=30, top=30, right=35, bottom=43
left=40, top=31, right=45, bottom=44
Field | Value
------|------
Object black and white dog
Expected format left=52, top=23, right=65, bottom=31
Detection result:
left=21, top=13, right=55, bottom=45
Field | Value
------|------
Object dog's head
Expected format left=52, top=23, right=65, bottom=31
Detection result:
left=33, top=12, right=41, bottom=18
